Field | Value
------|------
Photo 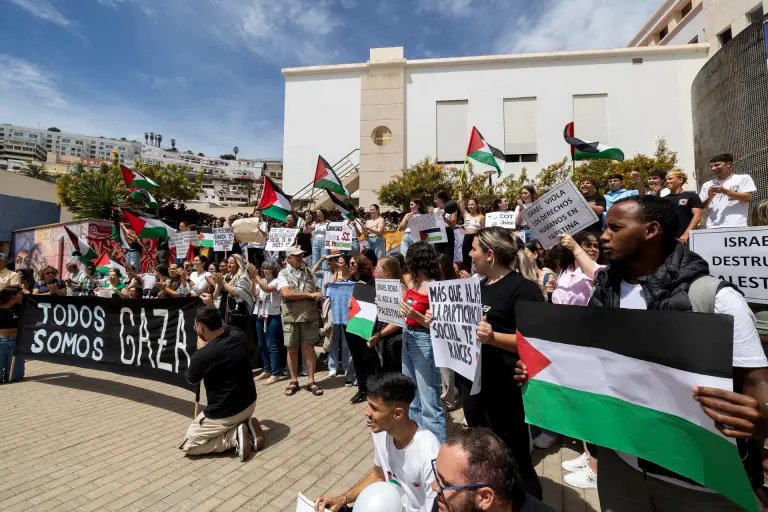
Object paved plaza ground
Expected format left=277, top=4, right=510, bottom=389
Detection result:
left=0, top=360, right=600, bottom=511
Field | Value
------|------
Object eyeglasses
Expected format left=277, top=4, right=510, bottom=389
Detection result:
left=430, top=460, right=491, bottom=495
left=349, top=261, right=358, bottom=266
left=45, top=271, right=56, bottom=275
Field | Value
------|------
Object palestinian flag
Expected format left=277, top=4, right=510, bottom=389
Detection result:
left=516, top=302, right=757, bottom=512
left=123, top=210, right=175, bottom=239
left=327, top=190, right=356, bottom=221
left=120, top=164, right=159, bottom=190
left=314, top=155, right=349, bottom=196
left=346, top=283, right=377, bottom=339
left=93, top=252, right=126, bottom=276
left=112, top=211, right=131, bottom=250
left=563, top=122, right=624, bottom=161
left=128, top=188, right=158, bottom=209
left=198, top=231, right=214, bottom=248
left=256, top=175, right=292, bottom=221
left=63, top=226, right=98, bottom=264
left=466, top=127, right=504, bottom=176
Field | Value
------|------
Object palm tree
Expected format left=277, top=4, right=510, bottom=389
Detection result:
left=21, top=164, right=51, bottom=182
left=171, top=138, right=176, bottom=150
left=156, top=134, right=163, bottom=148
left=233, top=146, right=239, bottom=159
left=68, top=170, right=126, bottom=219
left=144, top=132, right=148, bottom=144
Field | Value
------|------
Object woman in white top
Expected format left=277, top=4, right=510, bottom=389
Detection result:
left=250, top=260, right=283, bottom=384
left=305, top=209, right=329, bottom=269
left=460, top=198, right=485, bottom=272
left=364, top=204, right=386, bottom=258
left=513, top=185, right=538, bottom=241
left=398, top=198, right=426, bottom=257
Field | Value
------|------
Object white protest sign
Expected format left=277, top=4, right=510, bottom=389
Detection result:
left=171, top=231, right=199, bottom=259
left=213, top=227, right=235, bottom=252
left=428, top=276, right=482, bottom=381
left=485, top=211, right=517, bottom=229
left=375, top=278, right=405, bottom=327
left=265, top=228, right=299, bottom=252
left=325, top=222, right=353, bottom=251
left=523, top=180, right=599, bottom=249
left=689, top=226, right=768, bottom=304
left=407, top=213, right=438, bottom=233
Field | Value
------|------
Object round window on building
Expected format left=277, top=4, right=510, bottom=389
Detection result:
left=371, top=126, right=392, bottom=146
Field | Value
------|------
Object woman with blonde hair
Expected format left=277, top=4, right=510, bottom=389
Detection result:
left=466, top=226, right=544, bottom=498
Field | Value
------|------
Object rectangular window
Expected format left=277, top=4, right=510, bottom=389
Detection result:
left=436, top=100, right=468, bottom=164
left=62, top=138, right=70, bottom=143
left=659, top=26, right=669, bottom=40
left=718, top=27, right=732, bottom=46
left=748, top=6, right=763, bottom=25
left=681, top=1, right=692, bottom=17
left=573, top=94, right=609, bottom=144
left=503, top=97, right=537, bottom=162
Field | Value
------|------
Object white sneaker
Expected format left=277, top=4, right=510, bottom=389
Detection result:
left=563, top=467, right=597, bottom=489
left=328, top=369, right=337, bottom=378
left=562, top=452, right=590, bottom=473
left=533, top=432, right=559, bottom=449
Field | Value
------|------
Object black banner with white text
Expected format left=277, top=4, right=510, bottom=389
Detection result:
left=16, top=295, right=202, bottom=389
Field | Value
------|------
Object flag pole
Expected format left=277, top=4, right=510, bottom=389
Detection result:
left=459, top=155, right=468, bottom=201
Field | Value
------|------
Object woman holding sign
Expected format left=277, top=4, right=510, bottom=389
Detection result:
left=398, top=199, right=426, bottom=257
left=399, top=241, right=446, bottom=442
left=466, top=226, right=545, bottom=499
left=513, top=185, right=538, bottom=242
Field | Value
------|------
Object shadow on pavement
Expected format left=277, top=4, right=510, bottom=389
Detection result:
left=22, top=372, right=197, bottom=417
left=541, top=476, right=600, bottom=512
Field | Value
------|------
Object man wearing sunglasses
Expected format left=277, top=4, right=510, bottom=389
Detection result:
left=315, top=373, right=440, bottom=512
left=431, top=428, right=554, bottom=512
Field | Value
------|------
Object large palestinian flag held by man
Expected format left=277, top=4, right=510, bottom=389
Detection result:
left=123, top=210, right=175, bottom=239
left=563, top=122, right=624, bottom=161
left=466, top=127, right=504, bottom=176
left=347, top=283, right=377, bottom=339
left=327, top=190, right=356, bottom=221
left=314, top=155, right=349, bottom=196
left=63, top=225, right=98, bottom=264
left=120, top=164, right=159, bottom=190
left=256, top=175, right=292, bottom=221
left=515, top=301, right=757, bottom=512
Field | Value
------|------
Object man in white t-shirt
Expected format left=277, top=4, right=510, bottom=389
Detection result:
left=591, top=195, right=768, bottom=511
left=699, top=153, right=756, bottom=228
left=315, top=373, right=440, bottom=512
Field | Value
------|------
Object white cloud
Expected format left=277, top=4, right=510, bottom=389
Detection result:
left=0, top=54, right=68, bottom=108
left=197, top=0, right=345, bottom=65
left=96, top=0, right=132, bottom=7
left=416, top=0, right=473, bottom=18
left=494, top=0, right=659, bottom=53
left=9, top=0, right=73, bottom=28
left=136, top=72, right=187, bottom=90
left=0, top=54, right=283, bottom=158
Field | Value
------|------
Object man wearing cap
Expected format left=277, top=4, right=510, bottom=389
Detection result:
left=0, top=254, right=20, bottom=292
left=277, top=247, right=324, bottom=397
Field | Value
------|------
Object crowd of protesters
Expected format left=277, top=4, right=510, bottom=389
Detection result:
left=2, top=152, right=768, bottom=511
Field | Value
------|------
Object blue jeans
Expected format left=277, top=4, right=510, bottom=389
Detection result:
left=367, top=237, right=385, bottom=258
left=256, top=315, right=283, bottom=376
left=349, top=238, right=360, bottom=255
left=402, top=328, right=446, bottom=442
left=401, top=232, right=413, bottom=256
left=328, top=324, right=351, bottom=373
left=0, top=335, right=24, bottom=382
left=312, top=237, right=329, bottom=270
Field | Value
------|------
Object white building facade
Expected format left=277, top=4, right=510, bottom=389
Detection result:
left=283, top=45, right=709, bottom=205
left=0, top=123, right=142, bottom=163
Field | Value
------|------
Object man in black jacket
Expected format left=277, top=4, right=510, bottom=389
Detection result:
left=591, top=195, right=768, bottom=511
left=179, top=306, right=265, bottom=461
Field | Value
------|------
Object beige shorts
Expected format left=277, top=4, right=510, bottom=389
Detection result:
left=283, top=320, right=320, bottom=348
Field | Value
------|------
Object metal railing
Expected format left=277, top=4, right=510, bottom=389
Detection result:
left=291, top=148, right=360, bottom=204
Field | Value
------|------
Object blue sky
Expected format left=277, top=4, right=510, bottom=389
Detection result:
left=1, top=0, right=659, bottom=159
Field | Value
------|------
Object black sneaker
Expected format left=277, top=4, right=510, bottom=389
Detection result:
left=344, top=379, right=354, bottom=387
left=350, top=391, right=367, bottom=404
